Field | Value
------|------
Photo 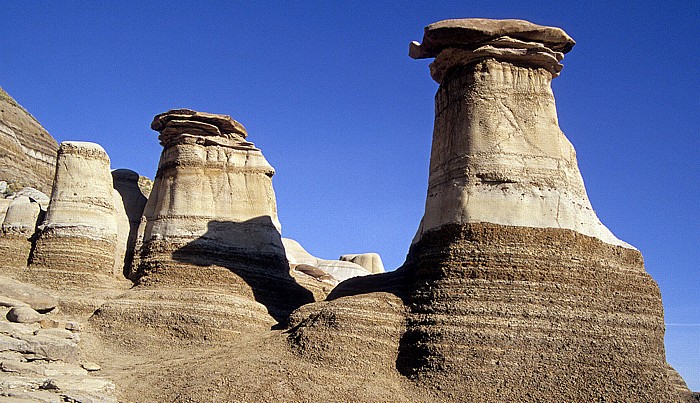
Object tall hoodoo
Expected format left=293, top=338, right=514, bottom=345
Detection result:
left=287, top=19, right=685, bottom=401
left=410, top=18, right=627, bottom=247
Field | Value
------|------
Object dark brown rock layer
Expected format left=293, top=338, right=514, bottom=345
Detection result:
left=288, top=223, right=682, bottom=402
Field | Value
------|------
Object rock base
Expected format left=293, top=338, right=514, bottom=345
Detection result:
left=288, top=222, right=682, bottom=401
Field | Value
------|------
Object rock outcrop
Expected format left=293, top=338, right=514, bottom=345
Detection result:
left=282, top=238, right=374, bottom=282
left=339, top=252, right=385, bottom=274
left=286, top=18, right=687, bottom=401
left=0, top=196, right=43, bottom=268
left=0, top=87, right=58, bottom=194
left=28, top=142, right=123, bottom=291
left=0, top=279, right=117, bottom=402
left=93, top=110, right=316, bottom=339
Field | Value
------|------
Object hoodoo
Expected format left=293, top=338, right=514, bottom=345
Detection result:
left=287, top=18, right=687, bottom=401
left=93, top=109, right=317, bottom=338
left=29, top=142, right=122, bottom=287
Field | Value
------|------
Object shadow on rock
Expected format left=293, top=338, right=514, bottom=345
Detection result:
left=171, top=216, right=314, bottom=327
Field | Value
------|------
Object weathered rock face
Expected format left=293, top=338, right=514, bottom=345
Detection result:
left=287, top=18, right=687, bottom=401
left=95, top=110, right=315, bottom=338
left=0, top=196, right=43, bottom=267
left=410, top=19, right=626, bottom=247
left=29, top=142, right=121, bottom=285
left=0, top=87, right=58, bottom=194
left=137, top=109, right=283, bottom=275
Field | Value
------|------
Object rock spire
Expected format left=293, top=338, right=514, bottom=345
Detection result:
left=409, top=18, right=627, bottom=248
left=286, top=18, right=685, bottom=401
left=94, top=109, right=315, bottom=338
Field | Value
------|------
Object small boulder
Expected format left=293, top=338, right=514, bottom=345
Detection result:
left=82, top=361, right=101, bottom=371
left=7, top=306, right=42, bottom=323
left=0, top=276, right=58, bottom=313
left=65, top=321, right=81, bottom=332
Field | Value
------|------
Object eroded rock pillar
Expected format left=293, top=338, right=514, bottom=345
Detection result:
left=287, top=19, right=684, bottom=401
left=135, top=109, right=285, bottom=284
left=29, top=142, right=120, bottom=279
left=0, top=196, right=42, bottom=267
left=410, top=19, right=626, bottom=247
left=94, top=109, right=313, bottom=338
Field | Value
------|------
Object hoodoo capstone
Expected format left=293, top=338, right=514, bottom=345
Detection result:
left=287, top=18, right=687, bottom=401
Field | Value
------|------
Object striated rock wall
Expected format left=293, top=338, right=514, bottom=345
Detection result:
left=0, top=87, right=58, bottom=194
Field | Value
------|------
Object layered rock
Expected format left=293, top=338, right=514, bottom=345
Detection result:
left=0, top=196, right=43, bottom=267
left=287, top=18, right=688, bottom=401
left=94, top=110, right=315, bottom=338
left=28, top=142, right=123, bottom=289
left=0, top=87, right=58, bottom=194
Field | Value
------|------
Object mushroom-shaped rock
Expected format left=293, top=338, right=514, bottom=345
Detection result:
left=287, top=18, right=684, bottom=402
left=410, top=18, right=575, bottom=83
left=95, top=109, right=308, bottom=339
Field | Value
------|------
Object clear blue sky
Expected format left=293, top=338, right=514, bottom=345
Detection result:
left=2, top=0, right=698, bottom=390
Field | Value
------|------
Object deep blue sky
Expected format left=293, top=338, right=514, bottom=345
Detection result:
left=2, top=0, right=698, bottom=389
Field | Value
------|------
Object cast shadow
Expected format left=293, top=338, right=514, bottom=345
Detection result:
left=171, top=216, right=314, bottom=327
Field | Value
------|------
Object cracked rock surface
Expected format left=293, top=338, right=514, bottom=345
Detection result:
left=0, top=284, right=116, bottom=402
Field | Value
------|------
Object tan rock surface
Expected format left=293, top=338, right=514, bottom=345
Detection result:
left=112, top=169, right=148, bottom=276
left=408, top=19, right=629, bottom=249
left=409, top=18, right=575, bottom=59
left=340, top=252, right=385, bottom=274
left=283, top=238, right=373, bottom=282
left=283, top=18, right=689, bottom=401
left=0, top=196, right=42, bottom=267
left=0, top=87, right=58, bottom=194
left=25, top=142, right=131, bottom=309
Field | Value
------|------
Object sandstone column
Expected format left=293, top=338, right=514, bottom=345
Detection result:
left=29, top=142, right=120, bottom=280
left=94, top=110, right=314, bottom=338
left=409, top=19, right=627, bottom=247
left=111, top=169, right=148, bottom=276
left=135, top=109, right=285, bottom=282
left=287, top=19, right=685, bottom=401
